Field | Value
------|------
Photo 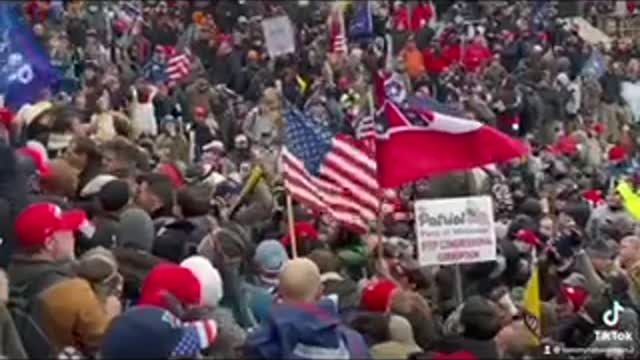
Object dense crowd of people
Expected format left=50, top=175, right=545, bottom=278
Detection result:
left=1, top=0, right=640, bottom=359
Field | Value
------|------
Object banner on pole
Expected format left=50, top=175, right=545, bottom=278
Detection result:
left=262, top=16, right=296, bottom=59
left=415, top=196, right=496, bottom=266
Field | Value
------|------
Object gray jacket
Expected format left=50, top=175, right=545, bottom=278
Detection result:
left=0, top=303, right=26, bottom=359
left=205, top=307, right=246, bottom=359
left=233, top=182, right=274, bottom=226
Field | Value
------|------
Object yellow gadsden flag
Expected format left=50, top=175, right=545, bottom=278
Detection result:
left=522, top=264, right=541, bottom=346
left=616, top=180, right=640, bottom=220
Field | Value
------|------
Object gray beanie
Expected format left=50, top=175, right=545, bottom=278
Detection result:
left=118, top=207, right=155, bottom=251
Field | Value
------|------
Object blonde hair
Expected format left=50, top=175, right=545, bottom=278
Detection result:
left=278, top=258, right=322, bottom=302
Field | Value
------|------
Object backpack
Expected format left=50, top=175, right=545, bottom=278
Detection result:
left=8, top=270, right=68, bottom=359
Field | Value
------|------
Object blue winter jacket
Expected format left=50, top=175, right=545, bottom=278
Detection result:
left=244, top=301, right=370, bottom=360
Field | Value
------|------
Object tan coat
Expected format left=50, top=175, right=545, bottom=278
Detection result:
left=628, top=261, right=640, bottom=307
left=40, top=278, right=114, bottom=354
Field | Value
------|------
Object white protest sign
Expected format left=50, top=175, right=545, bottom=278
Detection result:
left=415, top=196, right=496, bottom=266
left=262, top=16, right=296, bottom=59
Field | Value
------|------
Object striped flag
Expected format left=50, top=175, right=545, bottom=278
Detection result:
left=328, top=3, right=348, bottom=54
left=172, top=320, right=218, bottom=356
left=166, top=50, right=192, bottom=85
left=283, top=109, right=379, bottom=232
left=374, top=93, right=527, bottom=188
left=354, top=114, right=376, bottom=153
left=355, top=115, right=376, bottom=140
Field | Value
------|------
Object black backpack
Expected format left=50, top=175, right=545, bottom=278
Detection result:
left=8, top=271, right=68, bottom=359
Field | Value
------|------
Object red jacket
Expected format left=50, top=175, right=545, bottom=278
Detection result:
left=462, top=43, right=492, bottom=73
left=392, top=6, right=410, bottom=31
left=422, top=48, right=448, bottom=74
left=442, top=44, right=462, bottom=64
left=410, top=3, right=434, bottom=31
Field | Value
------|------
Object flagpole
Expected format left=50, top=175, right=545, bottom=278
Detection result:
left=286, top=192, right=298, bottom=258
left=454, top=264, right=464, bottom=306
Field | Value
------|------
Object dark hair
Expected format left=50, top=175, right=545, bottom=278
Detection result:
left=347, top=312, right=390, bottom=345
left=73, top=136, right=101, bottom=161
left=177, top=185, right=211, bottom=218
left=50, top=106, right=78, bottom=133
left=138, top=173, right=175, bottom=210
left=98, top=180, right=131, bottom=212
left=307, top=249, right=341, bottom=274
left=102, top=138, right=139, bottom=168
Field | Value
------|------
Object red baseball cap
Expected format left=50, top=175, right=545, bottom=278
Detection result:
left=360, top=278, right=398, bottom=312
left=608, top=145, right=627, bottom=162
left=280, top=221, right=319, bottom=247
left=14, top=202, right=87, bottom=249
left=559, top=285, right=589, bottom=312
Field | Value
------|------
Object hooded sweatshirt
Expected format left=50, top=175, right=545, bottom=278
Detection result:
left=112, top=208, right=162, bottom=305
left=245, top=301, right=370, bottom=359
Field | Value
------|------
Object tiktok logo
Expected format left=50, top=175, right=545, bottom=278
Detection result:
left=596, top=300, right=633, bottom=342
left=603, top=300, right=624, bottom=327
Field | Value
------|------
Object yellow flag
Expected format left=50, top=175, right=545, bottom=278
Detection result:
left=296, top=75, right=308, bottom=94
left=245, top=165, right=264, bottom=192
left=522, top=264, right=541, bottom=346
left=617, top=180, right=640, bottom=220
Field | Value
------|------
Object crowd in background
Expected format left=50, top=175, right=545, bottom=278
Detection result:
left=1, top=0, right=640, bottom=359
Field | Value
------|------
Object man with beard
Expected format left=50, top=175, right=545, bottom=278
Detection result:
left=228, top=134, right=252, bottom=167
left=586, top=187, right=633, bottom=244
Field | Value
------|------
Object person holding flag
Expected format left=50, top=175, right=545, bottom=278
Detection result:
left=0, top=3, right=59, bottom=112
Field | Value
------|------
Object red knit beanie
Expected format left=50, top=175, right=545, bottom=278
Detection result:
left=139, top=263, right=201, bottom=313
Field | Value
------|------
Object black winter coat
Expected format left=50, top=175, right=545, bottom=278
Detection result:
left=0, top=146, right=28, bottom=268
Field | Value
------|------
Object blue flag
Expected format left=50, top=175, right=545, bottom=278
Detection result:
left=0, top=4, right=59, bottom=111
left=142, top=60, right=167, bottom=84
left=581, top=48, right=606, bottom=79
left=349, top=1, right=373, bottom=39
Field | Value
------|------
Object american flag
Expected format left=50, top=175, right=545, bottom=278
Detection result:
left=354, top=115, right=377, bottom=154
left=282, top=109, right=379, bottom=232
left=355, top=115, right=376, bottom=140
left=166, top=50, right=192, bottom=84
left=328, top=3, right=348, bottom=54
left=172, top=320, right=217, bottom=356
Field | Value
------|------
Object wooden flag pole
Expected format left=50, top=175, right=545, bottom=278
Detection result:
left=286, top=193, right=298, bottom=258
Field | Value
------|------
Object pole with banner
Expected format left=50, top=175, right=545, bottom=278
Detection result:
left=286, top=193, right=298, bottom=258
left=414, top=195, right=497, bottom=306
